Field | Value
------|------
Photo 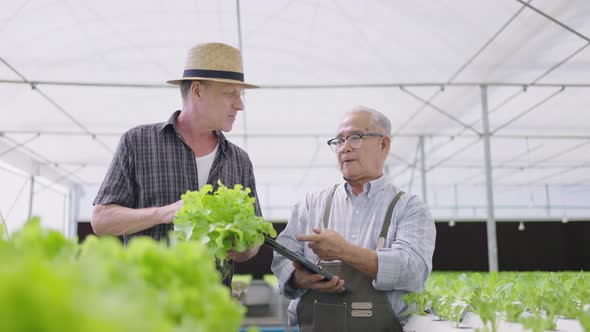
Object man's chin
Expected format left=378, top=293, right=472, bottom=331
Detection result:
left=341, top=168, right=358, bottom=179
left=342, top=174, right=357, bottom=182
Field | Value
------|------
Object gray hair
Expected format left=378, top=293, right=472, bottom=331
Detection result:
left=350, top=105, right=391, bottom=136
left=180, top=80, right=211, bottom=100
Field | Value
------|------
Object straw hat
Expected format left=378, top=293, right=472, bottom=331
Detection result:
left=167, top=42, right=258, bottom=88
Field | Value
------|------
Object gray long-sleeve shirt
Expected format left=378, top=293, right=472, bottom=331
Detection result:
left=271, top=175, right=436, bottom=326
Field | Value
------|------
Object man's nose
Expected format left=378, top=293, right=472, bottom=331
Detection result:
left=233, top=95, right=244, bottom=111
left=339, top=140, right=353, bottom=153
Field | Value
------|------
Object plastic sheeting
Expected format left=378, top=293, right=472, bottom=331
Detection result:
left=2, top=0, right=590, bottom=225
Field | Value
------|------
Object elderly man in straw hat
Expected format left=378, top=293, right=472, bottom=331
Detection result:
left=92, top=42, right=261, bottom=287
left=271, top=107, right=436, bottom=332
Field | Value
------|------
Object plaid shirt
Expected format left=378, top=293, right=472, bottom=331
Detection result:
left=94, top=110, right=261, bottom=286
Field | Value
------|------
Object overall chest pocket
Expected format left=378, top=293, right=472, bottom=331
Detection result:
left=312, top=301, right=347, bottom=332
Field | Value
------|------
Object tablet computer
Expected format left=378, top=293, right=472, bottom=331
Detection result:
left=264, top=236, right=352, bottom=292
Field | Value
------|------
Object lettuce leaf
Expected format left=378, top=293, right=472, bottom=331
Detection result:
left=172, top=181, right=276, bottom=265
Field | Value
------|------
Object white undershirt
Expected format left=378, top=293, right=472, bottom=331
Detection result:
left=195, top=143, right=219, bottom=190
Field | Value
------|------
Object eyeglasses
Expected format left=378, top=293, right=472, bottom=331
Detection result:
left=326, top=133, right=384, bottom=152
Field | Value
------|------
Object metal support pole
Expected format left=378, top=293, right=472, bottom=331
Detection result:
left=544, top=184, right=551, bottom=217
left=68, top=186, right=80, bottom=240
left=27, top=175, right=35, bottom=220
left=63, top=191, right=69, bottom=236
left=453, top=184, right=459, bottom=219
left=235, top=0, right=248, bottom=150
left=481, top=85, right=499, bottom=271
left=420, top=136, right=428, bottom=205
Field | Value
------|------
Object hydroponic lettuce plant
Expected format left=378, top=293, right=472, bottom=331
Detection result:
left=404, top=271, right=590, bottom=332
left=172, top=181, right=277, bottom=265
left=1, top=218, right=244, bottom=332
left=579, top=308, right=590, bottom=331
left=403, top=290, right=430, bottom=316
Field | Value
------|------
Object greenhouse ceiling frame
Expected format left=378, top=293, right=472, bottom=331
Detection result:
left=2, top=0, right=590, bottom=271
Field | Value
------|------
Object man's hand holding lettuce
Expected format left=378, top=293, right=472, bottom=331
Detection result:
left=172, top=181, right=276, bottom=274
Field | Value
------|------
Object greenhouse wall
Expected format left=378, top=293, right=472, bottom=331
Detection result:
left=75, top=183, right=590, bottom=223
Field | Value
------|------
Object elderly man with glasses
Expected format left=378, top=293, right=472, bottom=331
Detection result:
left=271, top=106, right=436, bottom=332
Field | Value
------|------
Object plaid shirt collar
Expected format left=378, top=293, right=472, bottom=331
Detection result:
left=159, top=110, right=229, bottom=158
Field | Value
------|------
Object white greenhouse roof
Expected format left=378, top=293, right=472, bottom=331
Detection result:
left=2, top=0, right=590, bottom=226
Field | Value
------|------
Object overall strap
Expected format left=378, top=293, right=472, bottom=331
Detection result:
left=376, top=191, right=405, bottom=250
left=322, top=184, right=339, bottom=228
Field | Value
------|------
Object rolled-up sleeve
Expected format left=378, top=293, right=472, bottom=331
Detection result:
left=374, top=195, right=436, bottom=292
left=271, top=198, right=310, bottom=299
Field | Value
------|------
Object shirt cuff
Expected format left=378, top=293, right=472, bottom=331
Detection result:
left=373, top=249, right=402, bottom=290
left=282, top=273, right=308, bottom=299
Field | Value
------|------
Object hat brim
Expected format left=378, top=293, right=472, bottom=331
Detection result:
left=166, top=77, right=259, bottom=89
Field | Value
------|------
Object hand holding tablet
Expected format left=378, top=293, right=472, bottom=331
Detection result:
left=264, top=236, right=352, bottom=293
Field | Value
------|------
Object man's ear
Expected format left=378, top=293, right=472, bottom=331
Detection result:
left=382, top=135, right=391, bottom=154
left=191, top=81, right=202, bottom=99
